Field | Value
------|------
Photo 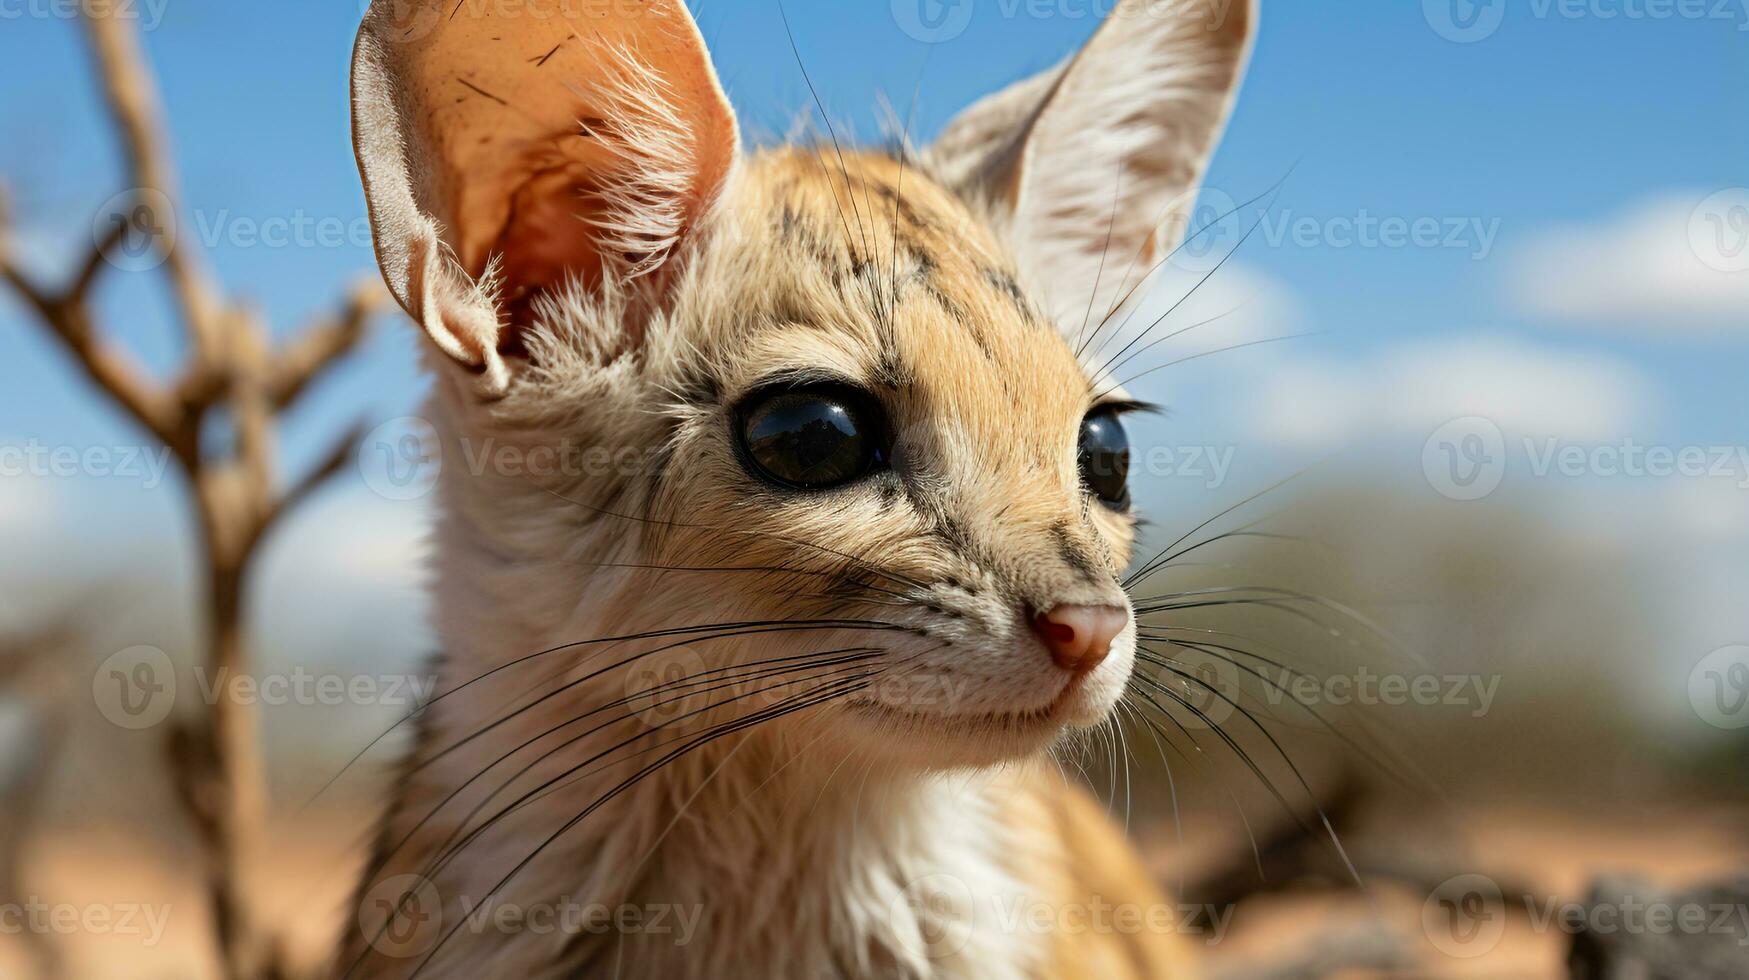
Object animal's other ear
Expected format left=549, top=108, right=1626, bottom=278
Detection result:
left=930, top=0, right=1254, bottom=331
left=351, top=0, right=738, bottom=396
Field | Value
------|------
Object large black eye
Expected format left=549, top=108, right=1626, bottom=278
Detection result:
left=739, top=387, right=882, bottom=489
left=1078, top=410, right=1131, bottom=510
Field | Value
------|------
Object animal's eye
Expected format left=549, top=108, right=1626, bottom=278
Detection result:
left=739, top=387, right=883, bottom=489
left=1078, top=409, right=1131, bottom=510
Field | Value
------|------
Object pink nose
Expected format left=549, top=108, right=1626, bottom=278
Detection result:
left=1031, top=604, right=1128, bottom=674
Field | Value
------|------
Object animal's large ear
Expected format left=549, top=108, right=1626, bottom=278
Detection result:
left=351, top=0, right=738, bottom=396
left=929, top=0, right=1254, bottom=330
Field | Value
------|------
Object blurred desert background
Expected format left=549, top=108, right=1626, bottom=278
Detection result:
left=1, top=2, right=1746, bottom=978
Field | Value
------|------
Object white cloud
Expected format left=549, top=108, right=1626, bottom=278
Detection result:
left=258, top=484, right=431, bottom=594
left=1508, top=191, right=1749, bottom=333
left=252, top=483, right=433, bottom=674
left=1085, top=261, right=1302, bottom=384
left=0, top=478, right=52, bottom=532
left=1247, top=333, right=1656, bottom=450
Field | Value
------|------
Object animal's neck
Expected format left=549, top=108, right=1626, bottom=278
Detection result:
left=395, top=422, right=1037, bottom=979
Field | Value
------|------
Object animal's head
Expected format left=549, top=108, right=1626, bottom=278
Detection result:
left=352, top=0, right=1253, bottom=768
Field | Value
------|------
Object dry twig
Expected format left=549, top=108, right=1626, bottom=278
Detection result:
left=0, top=6, right=385, bottom=977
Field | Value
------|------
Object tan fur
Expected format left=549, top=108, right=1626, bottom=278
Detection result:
left=999, top=766, right=1198, bottom=979
left=340, top=2, right=1252, bottom=976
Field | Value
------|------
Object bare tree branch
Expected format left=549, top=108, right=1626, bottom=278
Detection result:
left=248, top=422, right=368, bottom=556
left=0, top=194, right=179, bottom=444
left=81, top=1, right=223, bottom=354
left=270, top=281, right=384, bottom=410
left=0, top=11, right=382, bottom=979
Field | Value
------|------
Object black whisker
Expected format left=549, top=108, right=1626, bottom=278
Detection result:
left=1087, top=167, right=1298, bottom=360
left=1134, top=646, right=1361, bottom=887
left=779, top=4, right=875, bottom=293
left=303, top=619, right=909, bottom=810
left=1074, top=165, right=1126, bottom=356
left=367, top=648, right=886, bottom=885
left=399, top=672, right=878, bottom=978
left=1084, top=175, right=1286, bottom=370
left=1097, top=332, right=1322, bottom=402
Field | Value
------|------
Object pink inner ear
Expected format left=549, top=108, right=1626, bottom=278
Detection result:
left=490, top=167, right=604, bottom=335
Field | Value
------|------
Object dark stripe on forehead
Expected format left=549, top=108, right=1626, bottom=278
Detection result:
left=983, top=267, right=1042, bottom=325
left=850, top=172, right=937, bottom=234
left=1052, top=520, right=1109, bottom=582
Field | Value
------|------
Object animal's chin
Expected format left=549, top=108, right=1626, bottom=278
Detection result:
left=841, top=685, right=1119, bottom=769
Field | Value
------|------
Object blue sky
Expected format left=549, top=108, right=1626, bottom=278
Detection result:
left=2, top=2, right=1744, bottom=458
left=1, top=0, right=1745, bottom=600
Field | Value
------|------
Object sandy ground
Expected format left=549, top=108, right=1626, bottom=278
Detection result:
left=1, top=802, right=1744, bottom=978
